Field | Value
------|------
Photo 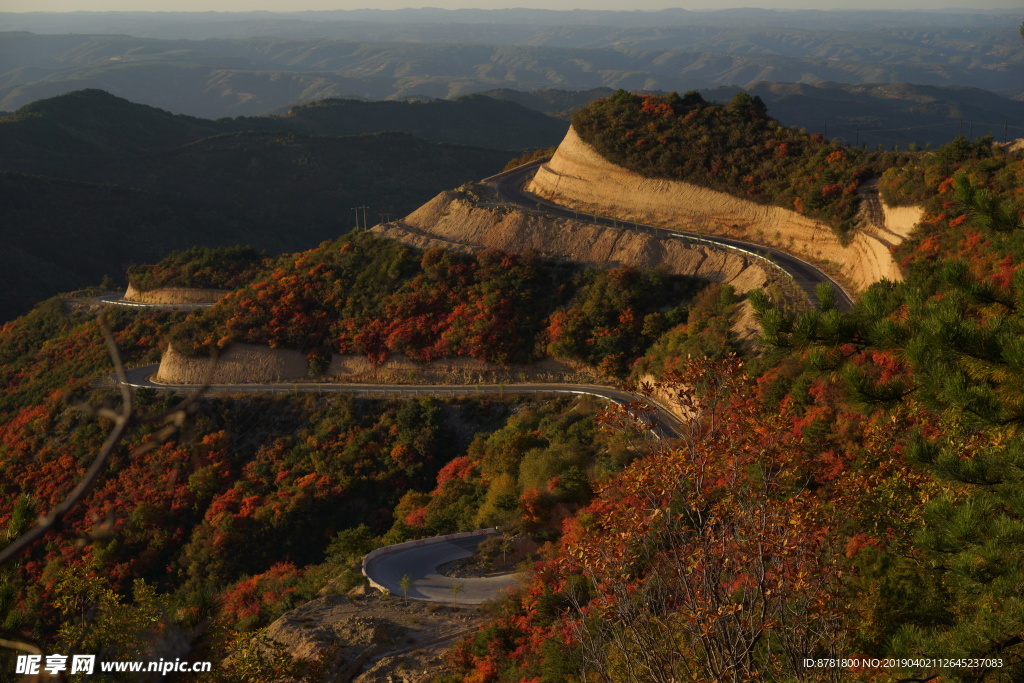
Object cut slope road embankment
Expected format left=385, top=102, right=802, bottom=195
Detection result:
left=122, top=283, right=229, bottom=305
left=372, top=188, right=771, bottom=297
left=528, top=126, right=923, bottom=294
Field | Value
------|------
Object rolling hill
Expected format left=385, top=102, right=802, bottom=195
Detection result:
left=0, top=89, right=538, bottom=321
left=1, top=19, right=1021, bottom=118
left=480, top=83, right=1024, bottom=150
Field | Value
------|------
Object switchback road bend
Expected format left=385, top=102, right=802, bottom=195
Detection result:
left=118, top=366, right=684, bottom=602
left=364, top=533, right=517, bottom=605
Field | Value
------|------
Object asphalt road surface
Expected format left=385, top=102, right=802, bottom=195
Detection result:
left=364, top=534, right=519, bottom=605
left=488, top=159, right=854, bottom=312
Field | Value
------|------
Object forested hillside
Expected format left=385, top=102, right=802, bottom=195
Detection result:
left=701, top=82, right=1024, bottom=151
left=0, top=89, right=545, bottom=322
left=0, top=229, right=727, bottom=678
left=572, top=89, right=896, bottom=234
left=2, top=82, right=1024, bottom=681
left=164, top=231, right=706, bottom=377
left=485, top=83, right=1024, bottom=152
left=0, top=296, right=562, bottom=674
left=126, top=246, right=268, bottom=294
left=439, top=126, right=1024, bottom=681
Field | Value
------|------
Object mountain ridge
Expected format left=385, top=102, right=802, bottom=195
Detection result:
left=2, top=28, right=1021, bottom=117
left=0, top=89, right=550, bottom=322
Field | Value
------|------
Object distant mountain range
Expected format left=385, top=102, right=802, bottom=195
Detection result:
left=248, top=95, right=566, bottom=149
left=0, top=8, right=1015, bottom=39
left=1, top=13, right=1021, bottom=118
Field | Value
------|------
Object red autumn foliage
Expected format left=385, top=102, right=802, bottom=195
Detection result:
left=220, top=562, right=303, bottom=628
left=436, top=457, right=476, bottom=487
left=445, top=357, right=937, bottom=681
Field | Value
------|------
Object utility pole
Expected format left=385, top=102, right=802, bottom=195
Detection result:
left=960, top=118, right=964, bottom=137
left=351, top=206, right=368, bottom=229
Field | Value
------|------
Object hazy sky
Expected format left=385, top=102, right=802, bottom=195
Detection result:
left=2, top=1, right=1020, bottom=12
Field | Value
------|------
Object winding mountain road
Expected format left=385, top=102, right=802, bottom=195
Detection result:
left=486, top=159, right=854, bottom=312
left=97, top=295, right=217, bottom=310
left=120, top=366, right=685, bottom=439
left=107, top=161, right=857, bottom=605
left=118, top=365, right=682, bottom=603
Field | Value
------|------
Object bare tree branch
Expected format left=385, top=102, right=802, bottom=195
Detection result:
left=0, top=312, right=217, bottom=673
left=0, top=312, right=214, bottom=569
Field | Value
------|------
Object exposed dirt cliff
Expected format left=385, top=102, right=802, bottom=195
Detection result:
left=123, top=283, right=229, bottom=305
left=526, top=126, right=924, bottom=293
left=372, top=188, right=771, bottom=296
left=156, top=342, right=309, bottom=384
left=156, top=343, right=608, bottom=386
left=999, top=138, right=1024, bottom=155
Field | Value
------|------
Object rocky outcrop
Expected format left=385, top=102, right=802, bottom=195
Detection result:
left=252, top=591, right=482, bottom=683
left=123, top=283, right=229, bottom=305
left=527, top=126, right=924, bottom=293
left=373, top=190, right=771, bottom=295
left=263, top=595, right=407, bottom=682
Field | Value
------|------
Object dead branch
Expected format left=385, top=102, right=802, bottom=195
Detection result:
left=0, top=312, right=215, bottom=671
left=0, top=311, right=214, bottom=568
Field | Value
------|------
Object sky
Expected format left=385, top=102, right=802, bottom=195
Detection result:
left=1, top=1, right=1020, bottom=12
